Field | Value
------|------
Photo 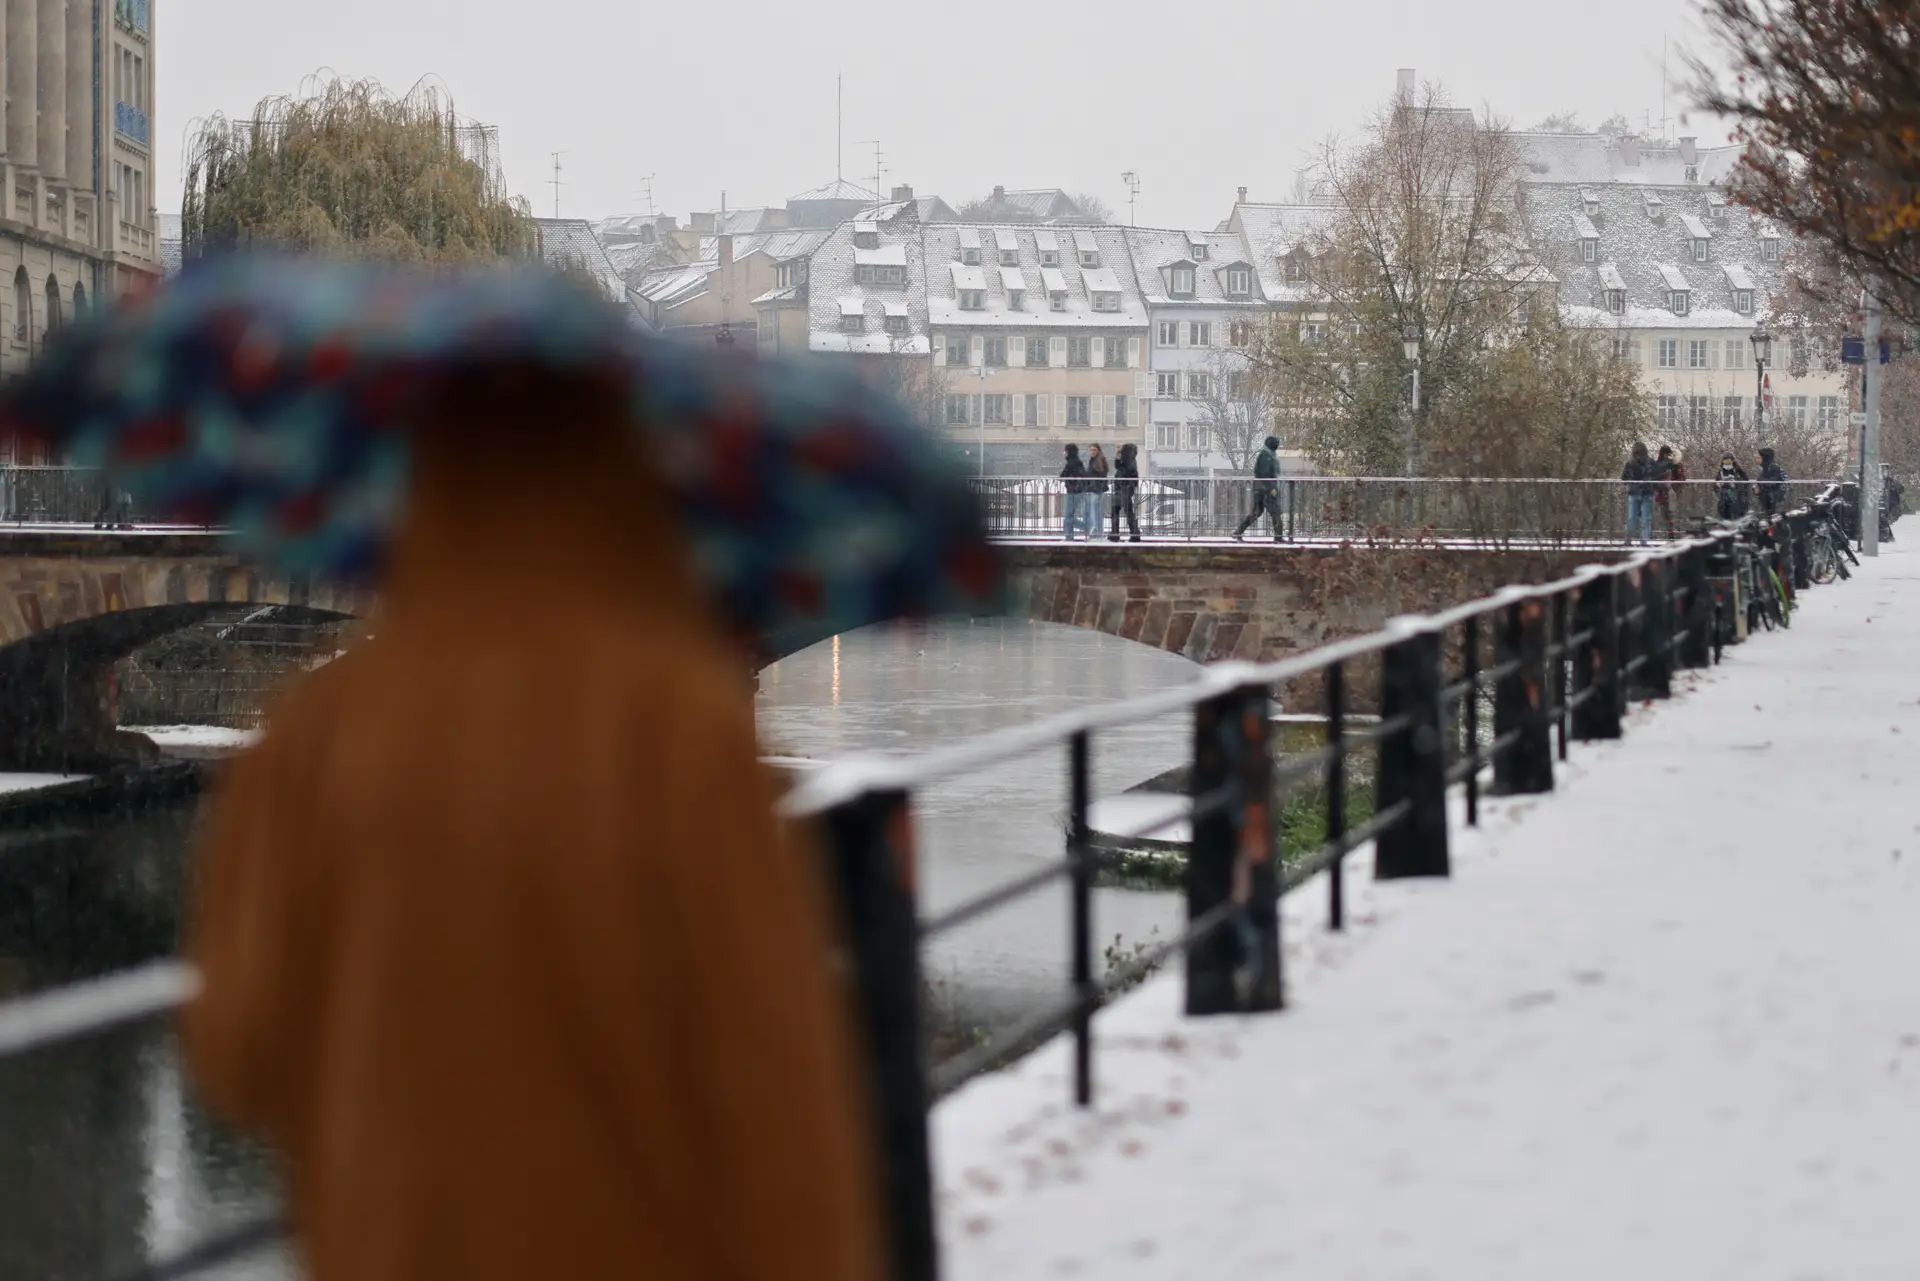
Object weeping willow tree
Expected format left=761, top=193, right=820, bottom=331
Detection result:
left=181, top=77, right=537, bottom=263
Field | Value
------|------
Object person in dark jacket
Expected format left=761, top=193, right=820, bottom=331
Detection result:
left=1059, top=443, right=1090, bottom=541
left=1621, top=441, right=1657, bottom=544
left=1715, top=454, right=1750, bottom=520
left=1652, top=445, right=1686, bottom=539
left=1232, top=436, right=1284, bottom=542
left=1756, top=446, right=1788, bottom=517
left=1108, top=442, right=1141, bottom=542
left=1085, top=443, right=1111, bottom=538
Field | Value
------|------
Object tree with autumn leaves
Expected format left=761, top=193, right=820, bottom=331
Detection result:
left=1693, top=0, right=1920, bottom=323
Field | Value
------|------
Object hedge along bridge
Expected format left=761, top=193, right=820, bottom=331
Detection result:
left=0, top=511, right=1849, bottom=1281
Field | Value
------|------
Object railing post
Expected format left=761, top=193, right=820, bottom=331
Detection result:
left=1551, top=589, right=1570, bottom=761
left=1326, top=660, right=1348, bottom=927
left=1462, top=612, right=1480, bottom=825
left=1374, top=630, right=1451, bottom=880
left=1789, top=511, right=1812, bottom=590
left=1492, top=598, right=1554, bottom=794
left=1186, top=682, right=1282, bottom=1015
left=1067, top=730, right=1094, bottom=1107
left=816, top=790, right=938, bottom=1281
left=1635, top=559, right=1673, bottom=700
left=1571, top=576, right=1623, bottom=740
left=1677, top=542, right=1711, bottom=669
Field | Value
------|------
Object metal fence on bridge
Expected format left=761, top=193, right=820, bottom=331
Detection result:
left=974, top=475, right=1829, bottom=545
left=0, top=505, right=1856, bottom=1281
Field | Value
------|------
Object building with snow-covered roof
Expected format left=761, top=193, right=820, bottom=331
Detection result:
left=535, top=219, right=651, bottom=328
left=1529, top=173, right=1846, bottom=447
left=962, top=186, right=1100, bottom=225
left=630, top=227, right=832, bottom=343
left=1222, top=201, right=1341, bottom=306
left=786, top=177, right=878, bottom=228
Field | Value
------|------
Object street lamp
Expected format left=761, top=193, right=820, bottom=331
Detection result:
left=1750, top=324, right=1770, bottom=447
left=976, top=362, right=998, bottom=478
left=1402, top=325, right=1421, bottom=476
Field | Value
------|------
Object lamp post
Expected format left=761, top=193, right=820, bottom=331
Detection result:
left=1749, top=324, right=1769, bottom=448
left=976, top=362, right=997, bottom=478
left=1402, top=325, right=1421, bottom=476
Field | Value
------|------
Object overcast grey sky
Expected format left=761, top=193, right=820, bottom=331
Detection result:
left=158, top=0, right=1731, bottom=232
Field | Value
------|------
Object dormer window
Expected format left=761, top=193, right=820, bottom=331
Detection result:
left=959, top=289, right=985, bottom=311
left=1079, top=248, right=1099, bottom=268
left=1190, top=241, right=1209, bottom=261
left=1582, top=238, right=1597, bottom=263
left=775, top=263, right=793, bottom=289
left=1170, top=265, right=1195, bottom=296
left=1092, top=291, right=1120, bottom=313
left=1039, top=246, right=1059, bottom=266
left=1761, top=235, right=1781, bottom=262
left=999, top=247, right=1018, bottom=266
left=1685, top=165, right=1699, bottom=183
left=1644, top=191, right=1664, bottom=217
left=1225, top=266, right=1251, bottom=296
left=1667, top=290, right=1690, bottom=316
left=1582, top=192, right=1600, bottom=218
left=1735, top=289, right=1753, bottom=314
left=1007, top=289, right=1024, bottom=312
left=958, top=228, right=983, bottom=266
left=995, top=229, right=1019, bottom=267
left=885, top=314, right=908, bottom=336
left=1284, top=252, right=1306, bottom=283
left=1692, top=238, right=1709, bottom=263
left=853, top=229, right=879, bottom=250
left=1607, top=289, right=1626, bottom=314
left=1049, top=290, right=1067, bottom=312
left=1708, top=195, right=1727, bottom=221
left=1074, top=230, right=1100, bottom=268
left=961, top=246, right=981, bottom=266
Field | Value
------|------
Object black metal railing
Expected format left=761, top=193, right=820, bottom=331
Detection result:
left=0, top=509, right=1847, bottom=1281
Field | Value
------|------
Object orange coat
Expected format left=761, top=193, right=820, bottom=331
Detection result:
left=181, top=375, right=884, bottom=1281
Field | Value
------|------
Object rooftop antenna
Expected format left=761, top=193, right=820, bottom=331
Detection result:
left=1659, top=37, right=1671, bottom=142
left=636, top=174, right=655, bottom=218
left=549, top=151, right=565, bottom=219
left=859, top=139, right=884, bottom=200
left=836, top=73, right=843, bottom=182
left=1121, top=171, right=1141, bottom=226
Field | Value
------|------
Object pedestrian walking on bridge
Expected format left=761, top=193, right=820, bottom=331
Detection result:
left=1232, top=435, right=1284, bottom=542
left=1622, top=441, right=1657, bottom=545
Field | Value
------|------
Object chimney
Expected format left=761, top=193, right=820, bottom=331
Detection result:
left=1237, top=186, right=1248, bottom=204
left=992, top=184, right=1006, bottom=201
left=891, top=184, right=914, bottom=202
left=1396, top=68, right=1416, bottom=98
left=1619, top=136, right=1640, bottom=167
left=719, top=233, right=734, bottom=271
left=691, top=211, right=715, bottom=232
left=1678, top=136, right=1698, bottom=165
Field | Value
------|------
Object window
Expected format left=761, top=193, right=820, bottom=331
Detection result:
left=854, top=230, right=879, bottom=250
left=1607, top=289, right=1626, bottom=314
left=1761, top=237, right=1781, bottom=262
left=878, top=265, right=904, bottom=285
left=1040, top=247, right=1059, bottom=267
left=1227, top=370, right=1250, bottom=399
left=1006, top=289, right=1024, bottom=312
left=1155, top=421, right=1181, bottom=449
left=1189, top=321, right=1212, bottom=347
left=1709, top=197, right=1726, bottom=221
left=1735, top=290, right=1753, bottom=314
left=1079, top=248, right=1100, bottom=268
left=961, top=246, right=981, bottom=266
left=1170, top=266, right=1195, bottom=296
left=1191, top=242, right=1209, bottom=261
left=856, top=265, right=873, bottom=283
left=1156, top=372, right=1180, bottom=397
left=1685, top=164, right=1700, bottom=183
left=885, top=314, right=908, bottom=335
left=1049, top=290, right=1068, bottom=312
left=1229, top=320, right=1253, bottom=346
left=1658, top=394, right=1679, bottom=430
left=1688, top=395, right=1713, bottom=429
left=1186, top=372, right=1213, bottom=398
left=1657, top=339, right=1678, bottom=368
left=945, top=394, right=972, bottom=425
left=1027, top=335, right=1050, bottom=367
left=959, top=289, right=985, bottom=311
left=1722, top=396, right=1744, bottom=429
left=983, top=337, right=1007, bottom=367
left=1582, top=238, right=1597, bottom=263
left=1113, top=395, right=1128, bottom=427
left=1692, top=238, right=1709, bottom=263
left=983, top=394, right=1010, bottom=425
left=1818, top=396, right=1840, bottom=431
left=1157, top=320, right=1179, bottom=346
left=1067, top=337, right=1091, bottom=367
left=1667, top=291, right=1690, bottom=315
left=946, top=334, right=970, bottom=365
left=840, top=311, right=864, bottom=333
left=1026, top=394, right=1047, bottom=427
left=1226, top=267, right=1251, bottom=296
left=1301, top=321, right=1325, bottom=345
left=1790, top=333, right=1809, bottom=372
left=1786, top=395, right=1809, bottom=428
left=775, top=263, right=793, bottom=289
left=1688, top=339, right=1711, bottom=369
left=1000, top=247, right=1019, bottom=267
left=1284, top=253, right=1305, bottom=283
left=1066, top=396, right=1091, bottom=426
left=1092, top=292, right=1120, bottom=313
left=1105, top=339, right=1128, bottom=369
left=1611, top=336, right=1636, bottom=362
left=1185, top=422, right=1209, bottom=451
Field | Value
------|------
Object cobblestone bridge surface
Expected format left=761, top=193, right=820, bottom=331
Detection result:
left=936, top=541, right=1920, bottom=1279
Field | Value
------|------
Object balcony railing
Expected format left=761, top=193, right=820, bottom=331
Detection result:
left=113, top=0, right=150, bottom=34
left=114, top=101, right=149, bottom=147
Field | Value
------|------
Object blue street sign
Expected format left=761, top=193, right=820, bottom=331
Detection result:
left=1841, top=336, right=1891, bottom=365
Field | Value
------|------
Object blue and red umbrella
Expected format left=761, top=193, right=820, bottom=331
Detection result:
left=0, top=255, right=1006, bottom=659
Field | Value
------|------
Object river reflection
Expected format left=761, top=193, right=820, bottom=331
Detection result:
left=759, top=617, right=1201, bottom=1021
left=0, top=617, right=1200, bottom=1279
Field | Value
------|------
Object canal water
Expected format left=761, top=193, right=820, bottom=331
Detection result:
left=0, top=618, right=1199, bottom=1279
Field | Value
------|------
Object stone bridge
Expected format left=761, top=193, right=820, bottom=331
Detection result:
left=0, top=532, right=364, bottom=771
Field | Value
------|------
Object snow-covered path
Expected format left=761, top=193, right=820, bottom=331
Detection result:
left=935, top=538, right=1920, bottom=1281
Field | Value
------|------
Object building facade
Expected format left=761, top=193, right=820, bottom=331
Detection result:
left=0, top=0, right=162, bottom=461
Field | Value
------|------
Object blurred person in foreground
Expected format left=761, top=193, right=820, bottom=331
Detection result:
left=181, top=364, right=883, bottom=1281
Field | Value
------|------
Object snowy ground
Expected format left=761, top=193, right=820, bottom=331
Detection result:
left=935, top=539, right=1920, bottom=1280
left=129, top=725, right=263, bottom=750
left=0, top=772, right=88, bottom=794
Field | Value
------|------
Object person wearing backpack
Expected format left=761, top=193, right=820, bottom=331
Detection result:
left=1108, top=442, right=1141, bottom=542
left=1232, top=436, right=1284, bottom=542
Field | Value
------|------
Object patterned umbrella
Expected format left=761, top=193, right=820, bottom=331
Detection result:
left=0, top=255, right=1006, bottom=660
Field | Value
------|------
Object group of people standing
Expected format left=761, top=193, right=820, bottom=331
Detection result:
left=1059, top=442, right=1142, bottom=541
left=1621, top=441, right=1790, bottom=544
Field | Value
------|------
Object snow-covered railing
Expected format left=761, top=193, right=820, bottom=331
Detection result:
left=0, top=508, right=1845, bottom=1281
left=969, top=474, right=1828, bottom=546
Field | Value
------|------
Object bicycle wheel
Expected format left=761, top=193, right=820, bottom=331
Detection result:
left=1812, top=535, right=1839, bottom=585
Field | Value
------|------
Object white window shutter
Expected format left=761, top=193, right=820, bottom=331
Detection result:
left=1127, top=336, right=1141, bottom=368
left=1012, top=394, right=1025, bottom=426
left=1054, top=394, right=1066, bottom=427
left=1010, top=336, right=1026, bottom=367
left=1135, top=371, right=1150, bottom=398
left=1090, top=336, right=1106, bottom=367
left=933, top=333, right=946, bottom=366
left=971, top=335, right=983, bottom=367
left=1036, top=394, right=1049, bottom=427
left=1051, top=336, right=1067, bottom=364
left=1106, top=396, right=1118, bottom=428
